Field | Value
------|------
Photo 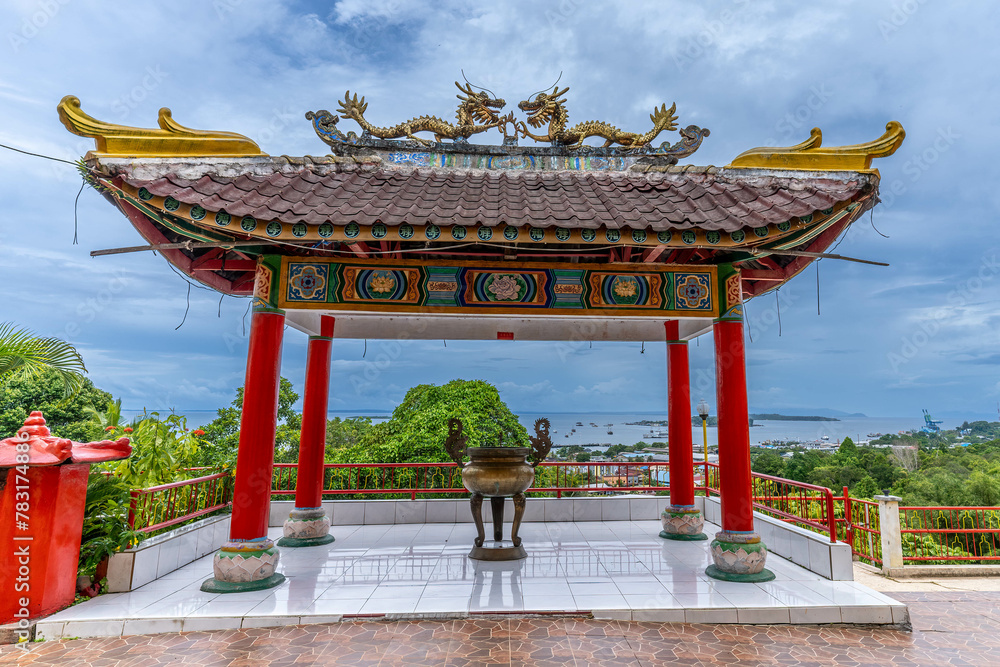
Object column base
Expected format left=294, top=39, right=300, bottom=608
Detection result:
left=277, top=507, right=333, bottom=547
left=705, top=530, right=774, bottom=582
left=200, top=538, right=284, bottom=593
left=659, top=506, right=708, bottom=541
left=201, top=572, right=287, bottom=593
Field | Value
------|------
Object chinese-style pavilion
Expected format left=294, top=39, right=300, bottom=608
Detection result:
left=58, top=84, right=903, bottom=591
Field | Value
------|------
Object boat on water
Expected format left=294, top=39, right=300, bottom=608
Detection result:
left=607, top=430, right=614, bottom=435
left=643, top=429, right=668, bottom=439
left=575, top=421, right=583, bottom=427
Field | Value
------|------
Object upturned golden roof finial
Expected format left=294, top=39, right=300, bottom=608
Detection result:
left=57, top=95, right=264, bottom=158
left=728, top=121, right=905, bottom=172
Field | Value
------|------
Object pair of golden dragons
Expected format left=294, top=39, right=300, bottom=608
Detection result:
left=333, top=82, right=678, bottom=149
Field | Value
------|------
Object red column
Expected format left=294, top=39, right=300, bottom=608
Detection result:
left=713, top=316, right=754, bottom=533
left=230, top=307, right=286, bottom=541
left=665, top=320, right=694, bottom=507
left=294, top=316, right=334, bottom=509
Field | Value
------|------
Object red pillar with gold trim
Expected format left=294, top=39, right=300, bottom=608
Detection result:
left=706, top=296, right=773, bottom=582
left=280, top=315, right=336, bottom=547
left=202, top=304, right=287, bottom=593
left=660, top=320, right=707, bottom=541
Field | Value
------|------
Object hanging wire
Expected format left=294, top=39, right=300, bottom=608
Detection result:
left=745, top=300, right=753, bottom=343
left=870, top=208, right=889, bottom=238
left=640, top=341, right=645, bottom=354
left=775, top=289, right=782, bottom=336
left=175, top=282, right=192, bottom=330
left=363, top=339, right=367, bottom=358
left=72, top=180, right=85, bottom=245
left=0, top=142, right=78, bottom=165
left=816, top=262, right=821, bottom=316
left=242, top=300, right=251, bottom=336
left=443, top=339, right=447, bottom=347
left=218, top=293, right=224, bottom=317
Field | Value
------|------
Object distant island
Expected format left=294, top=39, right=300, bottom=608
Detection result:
left=750, top=413, right=840, bottom=422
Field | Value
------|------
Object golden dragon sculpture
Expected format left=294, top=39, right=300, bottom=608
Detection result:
left=332, top=82, right=513, bottom=145
left=517, top=85, right=678, bottom=148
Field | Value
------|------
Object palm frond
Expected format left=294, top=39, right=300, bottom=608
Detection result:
left=0, top=322, right=87, bottom=396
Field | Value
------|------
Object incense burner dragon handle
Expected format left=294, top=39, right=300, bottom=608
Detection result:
left=527, top=418, right=553, bottom=467
left=444, top=418, right=469, bottom=467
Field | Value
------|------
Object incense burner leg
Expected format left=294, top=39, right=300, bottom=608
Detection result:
left=490, top=496, right=505, bottom=541
left=511, top=492, right=526, bottom=548
left=471, top=493, right=485, bottom=547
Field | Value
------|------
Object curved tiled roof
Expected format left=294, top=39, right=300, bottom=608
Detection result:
left=116, top=158, right=874, bottom=233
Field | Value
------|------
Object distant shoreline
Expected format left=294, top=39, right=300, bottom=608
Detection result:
left=751, top=414, right=840, bottom=422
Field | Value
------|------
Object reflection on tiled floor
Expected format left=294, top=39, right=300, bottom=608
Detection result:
left=32, top=521, right=904, bottom=640
left=6, top=593, right=999, bottom=666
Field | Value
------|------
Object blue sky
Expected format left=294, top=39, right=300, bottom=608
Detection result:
left=1, top=1, right=998, bottom=422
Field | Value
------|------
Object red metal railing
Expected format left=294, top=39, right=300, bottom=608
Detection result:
left=271, top=461, right=671, bottom=500
left=839, top=490, right=882, bottom=565
left=899, top=506, right=1000, bottom=562
left=127, top=472, right=233, bottom=534
left=700, top=462, right=837, bottom=542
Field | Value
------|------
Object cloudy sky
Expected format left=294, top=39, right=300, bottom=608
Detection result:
left=1, top=1, right=998, bottom=422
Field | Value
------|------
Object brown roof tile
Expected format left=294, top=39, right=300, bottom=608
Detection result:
left=120, top=160, right=872, bottom=233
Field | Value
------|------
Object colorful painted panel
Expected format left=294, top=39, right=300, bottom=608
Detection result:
left=586, top=273, right=665, bottom=310
left=287, top=263, right=329, bottom=302
left=464, top=270, right=548, bottom=307
left=343, top=267, right=421, bottom=304
left=278, top=258, right=718, bottom=317
left=674, top=273, right=713, bottom=311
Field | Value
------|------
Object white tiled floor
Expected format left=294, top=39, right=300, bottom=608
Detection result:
left=35, top=520, right=908, bottom=639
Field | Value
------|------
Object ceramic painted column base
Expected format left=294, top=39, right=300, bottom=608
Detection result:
left=705, top=530, right=775, bottom=582
left=277, top=507, right=334, bottom=547
left=200, top=538, right=285, bottom=593
left=659, top=505, right=708, bottom=541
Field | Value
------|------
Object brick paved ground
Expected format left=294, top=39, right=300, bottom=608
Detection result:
left=2, top=591, right=997, bottom=666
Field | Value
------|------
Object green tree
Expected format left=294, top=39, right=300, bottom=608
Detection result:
left=325, top=417, right=373, bottom=458
left=838, top=436, right=858, bottom=458
left=334, top=379, right=528, bottom=464
left=575, top=451, right=592, bottom=462
left=750, top=449, right=785, bottom=476
left=0, top=367, right=112, bottom=440
left=0, top=322, right=87, bottom=397
left=196, top=377, right=300, bottom=468
left=852, top=475, right=880, bottom=499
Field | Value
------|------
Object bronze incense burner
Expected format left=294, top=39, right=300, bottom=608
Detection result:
left=445, top=418, right=552, bottom=560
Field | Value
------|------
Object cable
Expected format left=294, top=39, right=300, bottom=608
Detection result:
left=870, top=209, right=889, bottom=238
left=242, top=300, right=251, bottom=336
left=816, top=262, right=821, bottom=316
left=0, top=142, right=79, bottom=166
left=218, top=293, right=224, bottom=318
left=175, top=282, right=191, bottom=330
left=72, top=180, right=85, bottom=245
left=775, top=289, right=782, bottom=337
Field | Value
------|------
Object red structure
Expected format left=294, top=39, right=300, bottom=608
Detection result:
left=203, top=307, right=287, bottom=592
left=660, top=320, right=707, bottom=541
left=279, top=315, right=336, bottom=547
left=0, top=412, right=132, bottom=625
left=59, top=87, right=904, bottom=590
